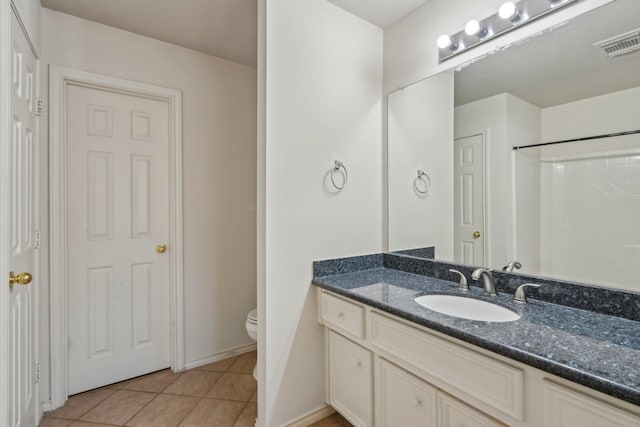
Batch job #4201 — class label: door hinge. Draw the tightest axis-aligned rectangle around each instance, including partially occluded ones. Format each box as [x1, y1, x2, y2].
[34, 231, 41, 249]
[35, 99, 43, 116]
[35, 364, 41, 383]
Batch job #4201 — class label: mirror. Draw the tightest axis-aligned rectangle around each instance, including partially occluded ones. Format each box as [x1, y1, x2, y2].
[387, 0, 640, 293]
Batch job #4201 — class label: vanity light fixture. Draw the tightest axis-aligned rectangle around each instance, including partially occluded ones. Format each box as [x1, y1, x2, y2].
[437, 34, 458, 50]
[438, 0, 577, 62]
[499, 2, 521, 21]
[464, 19, 486, 37]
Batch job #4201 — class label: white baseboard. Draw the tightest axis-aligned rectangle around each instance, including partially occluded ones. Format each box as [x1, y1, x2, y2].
[285, 405, 336, 427]
[183, 343, 257, 370]
[41, 400, 52, 412]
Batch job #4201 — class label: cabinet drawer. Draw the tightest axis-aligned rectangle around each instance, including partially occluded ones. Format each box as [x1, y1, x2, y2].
[329, 331, 373, 427]
[376, 358, 437, 427]
[369, 312, 523, 420]
[322, 291, 365, 339]
[438, 393, 505, 427]
[543, 381, 639, 427]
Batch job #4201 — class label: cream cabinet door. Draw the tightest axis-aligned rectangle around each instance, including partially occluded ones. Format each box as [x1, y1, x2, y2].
[376, 358, 437, 427]
[544, 381, 639, 427]
[329, 331, 373, 427]
[438, 393, 505, 427]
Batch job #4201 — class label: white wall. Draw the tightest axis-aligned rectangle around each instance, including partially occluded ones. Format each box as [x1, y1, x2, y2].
[388, 70, 454, 256]
[541, 87, 640, 142]
[508, 96, 541, 274]
[42, 8, 257, 400]
[539, 87, 640, 291]
[260, 0, 383, 424]
[12, 0, 41, 56]
[383, 0, 614, 94]
[455, 93, 540, 270]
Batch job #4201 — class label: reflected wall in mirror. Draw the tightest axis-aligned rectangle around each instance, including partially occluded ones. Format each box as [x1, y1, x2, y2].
[387, 0, 640, 292]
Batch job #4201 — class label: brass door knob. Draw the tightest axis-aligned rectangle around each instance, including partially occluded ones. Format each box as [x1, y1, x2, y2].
[156, 244, 167, 254]
[473, 231, 481, 239]
[9, 271, 32, 290]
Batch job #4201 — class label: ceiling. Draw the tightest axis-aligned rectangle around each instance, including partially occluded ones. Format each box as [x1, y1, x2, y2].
[41, 0, 430, 68]
[327, 0, 429, 28]
[455, 0, 640, 108]
[40, 0, 258, 67]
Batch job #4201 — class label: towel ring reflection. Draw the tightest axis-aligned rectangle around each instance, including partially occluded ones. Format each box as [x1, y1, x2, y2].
[331, 160, 348, 190]
[414, 170, 431, 194]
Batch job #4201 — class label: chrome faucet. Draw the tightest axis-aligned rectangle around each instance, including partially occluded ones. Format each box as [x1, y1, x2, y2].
[502, 260, 522, 272]
[514, 283, 541, 304]
[448, 269, 469, 291]
[471, 268, 497, 296]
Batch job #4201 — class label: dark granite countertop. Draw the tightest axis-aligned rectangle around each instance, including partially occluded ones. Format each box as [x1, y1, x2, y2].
[312, 267, 640, 407]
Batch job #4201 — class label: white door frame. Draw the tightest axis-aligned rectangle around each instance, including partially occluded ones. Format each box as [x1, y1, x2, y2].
[0, 0, 13, 424]
[49, 66, 184, 409]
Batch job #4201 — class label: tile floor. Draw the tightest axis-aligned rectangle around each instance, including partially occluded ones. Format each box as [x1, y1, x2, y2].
[41, 351, 258, 427]
[40, 350, 352, 427]
[308, 413, 352, 427]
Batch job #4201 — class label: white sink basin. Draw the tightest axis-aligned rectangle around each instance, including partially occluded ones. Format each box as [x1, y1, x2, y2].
[414, 294, 520, 322]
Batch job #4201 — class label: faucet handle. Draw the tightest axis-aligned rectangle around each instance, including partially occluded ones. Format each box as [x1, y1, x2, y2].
[503, 261, 522, 272]
[514, 283, 541, 304]
[448, 269, 469, 291]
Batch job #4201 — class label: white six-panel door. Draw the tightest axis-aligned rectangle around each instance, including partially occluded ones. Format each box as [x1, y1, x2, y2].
[66, 84, 171, 394]
[9, 8, 39, 427]
[454, 135, 485, 266]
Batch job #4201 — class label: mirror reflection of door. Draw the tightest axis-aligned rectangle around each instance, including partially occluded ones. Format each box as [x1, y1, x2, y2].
[454, 134, 485, 266]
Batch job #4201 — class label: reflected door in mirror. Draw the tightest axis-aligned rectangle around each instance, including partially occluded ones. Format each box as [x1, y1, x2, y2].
[454, 134, 485, 265]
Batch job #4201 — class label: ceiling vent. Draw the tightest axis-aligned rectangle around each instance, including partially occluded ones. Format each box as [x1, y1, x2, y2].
[594, 29, 640, 58]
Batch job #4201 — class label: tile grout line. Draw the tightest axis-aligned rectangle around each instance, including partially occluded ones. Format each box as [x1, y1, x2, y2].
[176, 360, 233, 427]
[65, 387, 118, 423]
[77, 371, 176, 426]
[232, 401, 251, 427]
[176, 395, 206, 427]
[121, 372, 196, 426]
[143, 363, 229, 425]
[121, 390, 161, 427]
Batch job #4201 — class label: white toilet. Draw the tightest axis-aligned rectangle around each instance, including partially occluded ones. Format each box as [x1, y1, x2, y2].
[245, 309, 258, 380]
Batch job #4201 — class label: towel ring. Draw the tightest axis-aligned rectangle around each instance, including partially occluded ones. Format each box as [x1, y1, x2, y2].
[331, 160, 348, 190]
[414, 170, 431, 194]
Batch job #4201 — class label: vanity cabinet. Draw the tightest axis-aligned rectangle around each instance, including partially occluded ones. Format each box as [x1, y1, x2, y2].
[438, 393, 506, 427]
[376, 358, 437, 427]
[543, 381, 639, 427]
[369, 311, 523, 420]
[322, 292, 365, 339]
[328, 331, 373, 427]
[374, 358, 501, 427]
[319, 289, 640, 427]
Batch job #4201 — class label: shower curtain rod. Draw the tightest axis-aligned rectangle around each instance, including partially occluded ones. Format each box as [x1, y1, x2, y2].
[512, 129, 640, 150]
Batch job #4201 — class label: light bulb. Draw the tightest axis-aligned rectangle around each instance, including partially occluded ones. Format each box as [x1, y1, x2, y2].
[464, 19, 481, 36]
[437, 34, 452, 49]
[499, 2, 518, 19]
